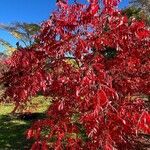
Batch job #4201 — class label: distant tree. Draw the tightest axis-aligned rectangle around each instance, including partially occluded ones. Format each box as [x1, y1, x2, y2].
[0, 38, 16, 56]
[122, 7, 143, 20]
[129, 0, 150, 24]
[0, 22, 40, 55]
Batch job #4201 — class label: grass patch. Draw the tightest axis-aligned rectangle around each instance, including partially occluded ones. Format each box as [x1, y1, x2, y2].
[0, 104, 14, 115]
[0, 115, 32, 149]
[0, 96, 51, 149]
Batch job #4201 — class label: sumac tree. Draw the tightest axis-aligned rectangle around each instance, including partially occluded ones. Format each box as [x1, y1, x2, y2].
[1, 0, 150, 149]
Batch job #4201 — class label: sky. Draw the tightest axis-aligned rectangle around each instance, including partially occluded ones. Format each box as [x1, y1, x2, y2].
[0, 0, 130, 52]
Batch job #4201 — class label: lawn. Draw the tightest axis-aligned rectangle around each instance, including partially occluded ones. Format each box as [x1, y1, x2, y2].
[0, 96, 51, 150]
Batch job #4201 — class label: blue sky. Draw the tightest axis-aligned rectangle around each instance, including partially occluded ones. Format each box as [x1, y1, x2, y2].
[0, 0, 129, 52]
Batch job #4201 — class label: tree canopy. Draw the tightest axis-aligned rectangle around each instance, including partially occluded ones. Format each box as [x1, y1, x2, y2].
[1, 0, 150, 149]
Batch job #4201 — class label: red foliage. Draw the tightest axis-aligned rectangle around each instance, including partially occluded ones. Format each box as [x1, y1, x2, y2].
[1, 0, 150, 149]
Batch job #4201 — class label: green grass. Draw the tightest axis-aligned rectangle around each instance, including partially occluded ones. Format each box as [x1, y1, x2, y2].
[0, 115, 32, 150]
[0, 104, 14, 115]
[0, 96, 51, 150]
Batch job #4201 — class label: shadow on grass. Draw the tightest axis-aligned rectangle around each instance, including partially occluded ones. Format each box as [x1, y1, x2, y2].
[0, 113, 46, 150]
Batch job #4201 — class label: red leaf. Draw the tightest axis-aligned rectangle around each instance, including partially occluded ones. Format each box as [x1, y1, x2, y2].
[27, 129, 33, 139]
[137, 111, 150, 134]
[104, 143, 113, 150]
[56, 0, 68, 9]
[97, 89, 108, 107]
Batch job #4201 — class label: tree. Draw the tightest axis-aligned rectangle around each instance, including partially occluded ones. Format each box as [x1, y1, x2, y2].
[122, 6, 145, 21]
[0, 22, 40, 55]
[0, 38, 16, 56]
[1, 0, 150, 149]
[130, 0, 150, 14]
[129, 0, 150, 24]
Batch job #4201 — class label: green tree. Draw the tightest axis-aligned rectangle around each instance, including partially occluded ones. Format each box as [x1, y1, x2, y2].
[129, 0, 150, 24]
[0, 22, 40, 55]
